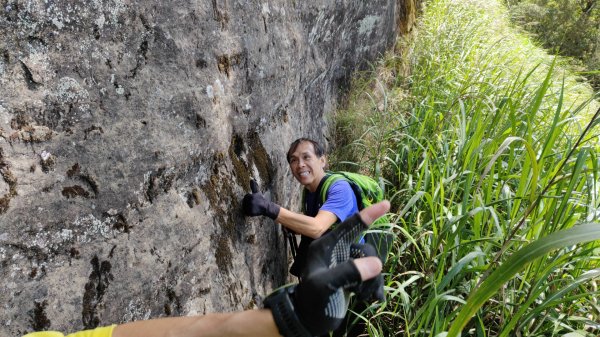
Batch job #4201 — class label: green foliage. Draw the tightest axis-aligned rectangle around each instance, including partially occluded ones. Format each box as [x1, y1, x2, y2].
[330, 0, 600, 336]
[448, 223, 600, 336]
[504, 0, 600, 88]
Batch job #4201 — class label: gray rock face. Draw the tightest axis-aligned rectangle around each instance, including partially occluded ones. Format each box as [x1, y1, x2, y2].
[0, 0, 404, 334]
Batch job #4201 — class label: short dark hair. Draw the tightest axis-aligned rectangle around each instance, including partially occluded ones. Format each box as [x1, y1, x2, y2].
[286, 138, 325, 163]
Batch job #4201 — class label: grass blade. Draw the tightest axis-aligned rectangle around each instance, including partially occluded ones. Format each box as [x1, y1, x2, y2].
[447, 223, 600, 336]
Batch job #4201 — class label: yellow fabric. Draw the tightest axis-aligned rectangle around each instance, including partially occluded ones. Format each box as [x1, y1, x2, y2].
[66, 325, 116, 337]
[23, 332, 64, 337]
[23, 325, 116, 337]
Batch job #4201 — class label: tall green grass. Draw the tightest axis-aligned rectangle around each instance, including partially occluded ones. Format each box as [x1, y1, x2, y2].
[330, 0, 600, 336]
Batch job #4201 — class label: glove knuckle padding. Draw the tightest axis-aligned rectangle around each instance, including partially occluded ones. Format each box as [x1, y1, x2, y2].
[305, 214, 368, 275]
[330, 214, 368, 265]
[350, 242, 377, 258]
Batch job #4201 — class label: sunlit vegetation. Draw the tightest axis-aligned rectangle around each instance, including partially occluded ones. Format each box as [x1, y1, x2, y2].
[504, 0, 600, 89]
[330, 0, 600, 335]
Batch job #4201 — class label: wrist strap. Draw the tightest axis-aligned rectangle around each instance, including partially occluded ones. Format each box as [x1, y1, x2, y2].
[263, 285, 312, 337]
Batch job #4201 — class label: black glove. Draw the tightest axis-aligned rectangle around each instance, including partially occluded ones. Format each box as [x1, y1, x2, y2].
[264, 212, 384, 337]
[242, 180, 280, 219]
[349, 243, 385, 302]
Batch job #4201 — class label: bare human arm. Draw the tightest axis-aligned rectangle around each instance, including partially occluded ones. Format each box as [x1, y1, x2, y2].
[112, 309, 280, 337]
[242, 180, 339, 238]
[275, 207, 337, 239]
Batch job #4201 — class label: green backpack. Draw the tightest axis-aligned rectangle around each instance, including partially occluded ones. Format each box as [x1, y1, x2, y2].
[306, 171, 393, 263]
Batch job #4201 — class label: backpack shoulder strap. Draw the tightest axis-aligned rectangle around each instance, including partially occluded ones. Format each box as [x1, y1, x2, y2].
[318, 172, 346, 204]
[301, 174, 334, 213]
[318, 171, 366, 210]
